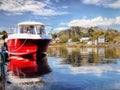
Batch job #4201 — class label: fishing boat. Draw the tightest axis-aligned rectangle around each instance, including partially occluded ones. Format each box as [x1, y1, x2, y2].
[6, 21, 52, 77]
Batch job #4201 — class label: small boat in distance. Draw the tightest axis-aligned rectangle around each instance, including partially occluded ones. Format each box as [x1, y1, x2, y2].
[6, 21, 52, 77]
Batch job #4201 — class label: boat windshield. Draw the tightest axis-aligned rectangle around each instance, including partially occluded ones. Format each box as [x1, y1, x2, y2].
[36, 25, 45, 36]
[19, 25, 35, 34]
[18, 24, 53, 36]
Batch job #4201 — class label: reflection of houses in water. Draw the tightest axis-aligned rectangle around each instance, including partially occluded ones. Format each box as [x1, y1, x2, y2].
[80, 48, 92, 56]
[79, 48, 92, 65]
[67, 48, 116, 67]
[80, 47, 105, 58]
[79, 48, 106, 65]
[66, 47, 77, 55]
[50, 47, 61, 57]
[48, 47, 118, 67]
[75, 48, 106, 66]
[97, 48, 105, 58]
[50, 47, 106, 66]
[114, 47, 120, 58]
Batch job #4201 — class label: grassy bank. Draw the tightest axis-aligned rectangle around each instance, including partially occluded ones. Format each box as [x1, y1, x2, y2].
[49, 42, 120, 48]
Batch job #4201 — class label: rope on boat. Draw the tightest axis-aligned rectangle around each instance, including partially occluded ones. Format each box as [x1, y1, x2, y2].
[11, 39, 27, 52]
[9, 33, 33, 53]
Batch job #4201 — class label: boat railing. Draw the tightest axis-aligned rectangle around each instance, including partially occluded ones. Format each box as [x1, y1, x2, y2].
[7, 24, 54, 37]
[44, 25, 54, 35]
[8, 26, 17, 34]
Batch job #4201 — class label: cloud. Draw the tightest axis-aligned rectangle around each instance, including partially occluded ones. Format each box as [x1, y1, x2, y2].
[0, 0, 68, 16]
[69, 65, 113, 76]
[108, 0, 120, 8]
[54, 27, 69, 32]
[81, 0, 120, 8]
[68, 16, 120, 27]
[60, 22, 69, 26]
[61, 6, 68, 9]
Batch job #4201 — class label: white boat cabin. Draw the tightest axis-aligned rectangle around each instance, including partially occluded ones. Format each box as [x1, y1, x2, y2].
[18, 21, 45, 36]
[7, 21, 52, 40]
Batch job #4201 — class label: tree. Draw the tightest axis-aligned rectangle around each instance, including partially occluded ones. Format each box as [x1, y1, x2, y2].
[1, 30, 7, 34]
[51, 33, 57, 39]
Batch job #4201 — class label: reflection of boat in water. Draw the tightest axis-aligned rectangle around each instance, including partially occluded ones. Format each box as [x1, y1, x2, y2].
[7, 56, 51, 84]
[8, 55, 52, 78]
[5, 21, 52, 77]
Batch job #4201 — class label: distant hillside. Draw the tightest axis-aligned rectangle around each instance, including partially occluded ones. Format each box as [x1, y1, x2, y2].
[52, 26, 120, 43]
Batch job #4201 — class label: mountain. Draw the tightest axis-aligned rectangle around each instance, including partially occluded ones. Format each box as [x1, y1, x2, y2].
[52, 26, 120, 43]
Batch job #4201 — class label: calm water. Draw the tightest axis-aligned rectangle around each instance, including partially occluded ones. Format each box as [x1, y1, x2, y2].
[0, 46, 120, 90]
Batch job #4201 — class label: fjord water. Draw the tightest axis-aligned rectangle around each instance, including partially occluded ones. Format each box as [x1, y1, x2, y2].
[1, 46, 120, 90]
[47, 47, 120, 90]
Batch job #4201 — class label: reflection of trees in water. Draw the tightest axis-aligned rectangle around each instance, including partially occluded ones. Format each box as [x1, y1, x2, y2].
[67, 51, 81, 67]
[105, 48, 120, 58]
[48, 47, 68, 58]
[88, 53, 94, 63]
[62, 51, 97, 67]
[62, 51, 117, 67]
[48, 47, 120, 67]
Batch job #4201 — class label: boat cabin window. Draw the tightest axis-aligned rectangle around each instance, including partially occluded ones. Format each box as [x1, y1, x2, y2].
[36, 25, 45, 36]
[20, 25, 35, 34]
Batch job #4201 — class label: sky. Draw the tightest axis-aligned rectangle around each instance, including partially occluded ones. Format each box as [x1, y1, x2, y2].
[1, 0, 120, 32]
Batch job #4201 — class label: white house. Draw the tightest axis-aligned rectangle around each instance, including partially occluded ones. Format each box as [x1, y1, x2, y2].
[98, 35, 105, 43]
[80, 37, 92, 42]
[68, 38, 72, 42]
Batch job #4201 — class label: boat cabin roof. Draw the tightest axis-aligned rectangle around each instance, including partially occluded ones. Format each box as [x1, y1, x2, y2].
[18, 21, 44, 26]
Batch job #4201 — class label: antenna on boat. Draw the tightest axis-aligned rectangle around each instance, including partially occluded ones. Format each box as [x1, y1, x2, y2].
[45, 25, 54, 35]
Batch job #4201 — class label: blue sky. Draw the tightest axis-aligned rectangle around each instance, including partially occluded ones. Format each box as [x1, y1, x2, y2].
[1, 0, 120, 32]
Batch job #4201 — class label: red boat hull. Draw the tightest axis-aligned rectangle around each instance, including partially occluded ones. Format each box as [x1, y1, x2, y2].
[7, 39, 51, 76]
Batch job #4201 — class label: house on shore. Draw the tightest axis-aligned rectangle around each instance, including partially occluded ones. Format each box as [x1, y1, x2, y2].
[51, 37, 61, 44]
[98, 35, 105, 44]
